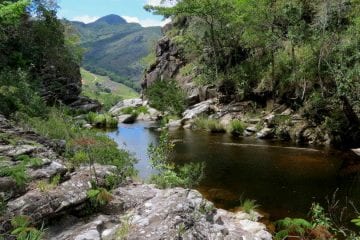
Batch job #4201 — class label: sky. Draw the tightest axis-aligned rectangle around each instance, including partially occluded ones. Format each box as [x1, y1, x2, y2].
[57, 0, 174, 27]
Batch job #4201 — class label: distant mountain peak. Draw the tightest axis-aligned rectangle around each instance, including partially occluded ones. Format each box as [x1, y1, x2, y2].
[94, 14, 127, 25]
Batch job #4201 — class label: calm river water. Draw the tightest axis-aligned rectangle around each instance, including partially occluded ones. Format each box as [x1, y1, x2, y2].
[108, 122, 360, 220]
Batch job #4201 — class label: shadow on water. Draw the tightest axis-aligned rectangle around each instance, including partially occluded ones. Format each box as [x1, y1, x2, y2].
[108, 122, 360, 220]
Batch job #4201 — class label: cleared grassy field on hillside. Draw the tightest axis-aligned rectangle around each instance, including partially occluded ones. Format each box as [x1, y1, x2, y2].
[81, 68, 139, 110]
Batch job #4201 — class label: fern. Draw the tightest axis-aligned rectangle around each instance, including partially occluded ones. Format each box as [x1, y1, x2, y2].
[275, 217, 312, 239]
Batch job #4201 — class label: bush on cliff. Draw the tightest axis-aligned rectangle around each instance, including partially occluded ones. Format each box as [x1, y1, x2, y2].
[145, 80, 186, 116]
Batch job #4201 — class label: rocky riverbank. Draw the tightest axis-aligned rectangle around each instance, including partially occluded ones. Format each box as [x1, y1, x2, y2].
[109, 97, 333, 146]
[0, 115, 272, 240]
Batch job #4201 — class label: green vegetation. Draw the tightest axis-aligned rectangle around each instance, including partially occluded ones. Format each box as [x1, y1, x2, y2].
[0, 163, 28, 187]
[70, 15, 162, 90]
[86, 187, 113, 208]
[115, 215, 133, 240]
[194, 117, 226, 133]
[145, 80, 186, 116]
[239, 198, 260, 214]
[228, 119, 245, 136]
[0, 0, 84, 118]
[86, 112, 118, 129]
[37, 174, 61, 192]
[146, 0, 360, 145]
[274, 202, 360, 239]
[148, 130, 204, 189]
[0, 70, 47, 118]
[275, 218, 312, 240]
[10, 215, 45, 240]
[81, 68, 139, 110]
[25, 108, 136, 179]
[121, 106, 149, 116]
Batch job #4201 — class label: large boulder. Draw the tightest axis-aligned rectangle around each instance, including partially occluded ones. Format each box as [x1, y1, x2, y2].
[182, 99, 215, 122]
[1, 164, 116, 232]
[256, 128, 274, 139]
[118, 114, 137, 124]
[109, 98, 143, 116]
[68, 96, 102, 112]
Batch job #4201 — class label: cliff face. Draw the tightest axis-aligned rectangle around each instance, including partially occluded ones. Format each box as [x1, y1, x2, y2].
[142, 35, 218, 106]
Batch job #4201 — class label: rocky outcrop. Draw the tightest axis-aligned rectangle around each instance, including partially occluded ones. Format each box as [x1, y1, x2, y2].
[109, 98, 161, 123]
[68, 96, 102, 112]
[39, 64, 102, 112]
[47, 183, 272, 240]
[109, 98, 144, 116]
[182, 99, 216, 123]
[2, 165, 115, 230]
[142, 37, 184, 89]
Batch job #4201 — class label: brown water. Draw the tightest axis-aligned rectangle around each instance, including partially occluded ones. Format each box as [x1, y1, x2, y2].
[108, 122, 360, 220]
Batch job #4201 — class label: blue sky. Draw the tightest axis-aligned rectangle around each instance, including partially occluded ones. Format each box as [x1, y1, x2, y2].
[57, 0, 172, 27]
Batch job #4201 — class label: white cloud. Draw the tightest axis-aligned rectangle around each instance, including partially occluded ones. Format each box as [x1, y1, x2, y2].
[147, 0, 177, 7]
[122, 15, 171, 27]
[72, 15, 100, 24]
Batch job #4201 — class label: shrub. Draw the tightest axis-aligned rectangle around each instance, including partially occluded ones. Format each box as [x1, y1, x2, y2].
[87, 187, 113, 207]
[86, 112, 118, 129]
[0, 163, 28, 187]
[10, 215, 45, 240]
[116, 215, 133, 240]
[36, 174, 61, 192]
[0, 69, 47, 118]
[25, 108, 136, 181]
[145, 80, 186, 116]
[121, 106, 148, 116]
[148, 130, 204, 189]
[239, 198, 260, 214]
[275, 218, 312, 240]
[228, 119, 245, 136]
[194, 117, 226, 133]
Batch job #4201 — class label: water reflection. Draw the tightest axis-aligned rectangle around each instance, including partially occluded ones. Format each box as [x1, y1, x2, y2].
[108, 123, 360, 219]
[107, 122, 159, 179]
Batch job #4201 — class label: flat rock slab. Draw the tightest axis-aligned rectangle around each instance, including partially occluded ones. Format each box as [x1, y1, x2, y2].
[47, 184, 272, 240]
[2, 164, 116, 232]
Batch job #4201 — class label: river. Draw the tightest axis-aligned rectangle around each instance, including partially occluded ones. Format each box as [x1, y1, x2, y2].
[108, 122, 360, 220]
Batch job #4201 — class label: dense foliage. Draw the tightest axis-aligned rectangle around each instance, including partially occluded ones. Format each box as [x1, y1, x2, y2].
[145, 79, 186, 116]
[0, 0, 82, 117]
[146, 0, 360, 145]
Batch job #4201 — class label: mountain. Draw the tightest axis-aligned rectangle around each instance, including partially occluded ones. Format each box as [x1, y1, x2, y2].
[69, 15, 162, 90]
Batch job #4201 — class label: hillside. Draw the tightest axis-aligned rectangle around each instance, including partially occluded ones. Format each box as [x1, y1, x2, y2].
[70, 15, 162, 90]
[81, 68, 139, 110]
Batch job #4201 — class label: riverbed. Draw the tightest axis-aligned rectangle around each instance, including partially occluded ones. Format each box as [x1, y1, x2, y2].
[108, 122, 360, 220]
